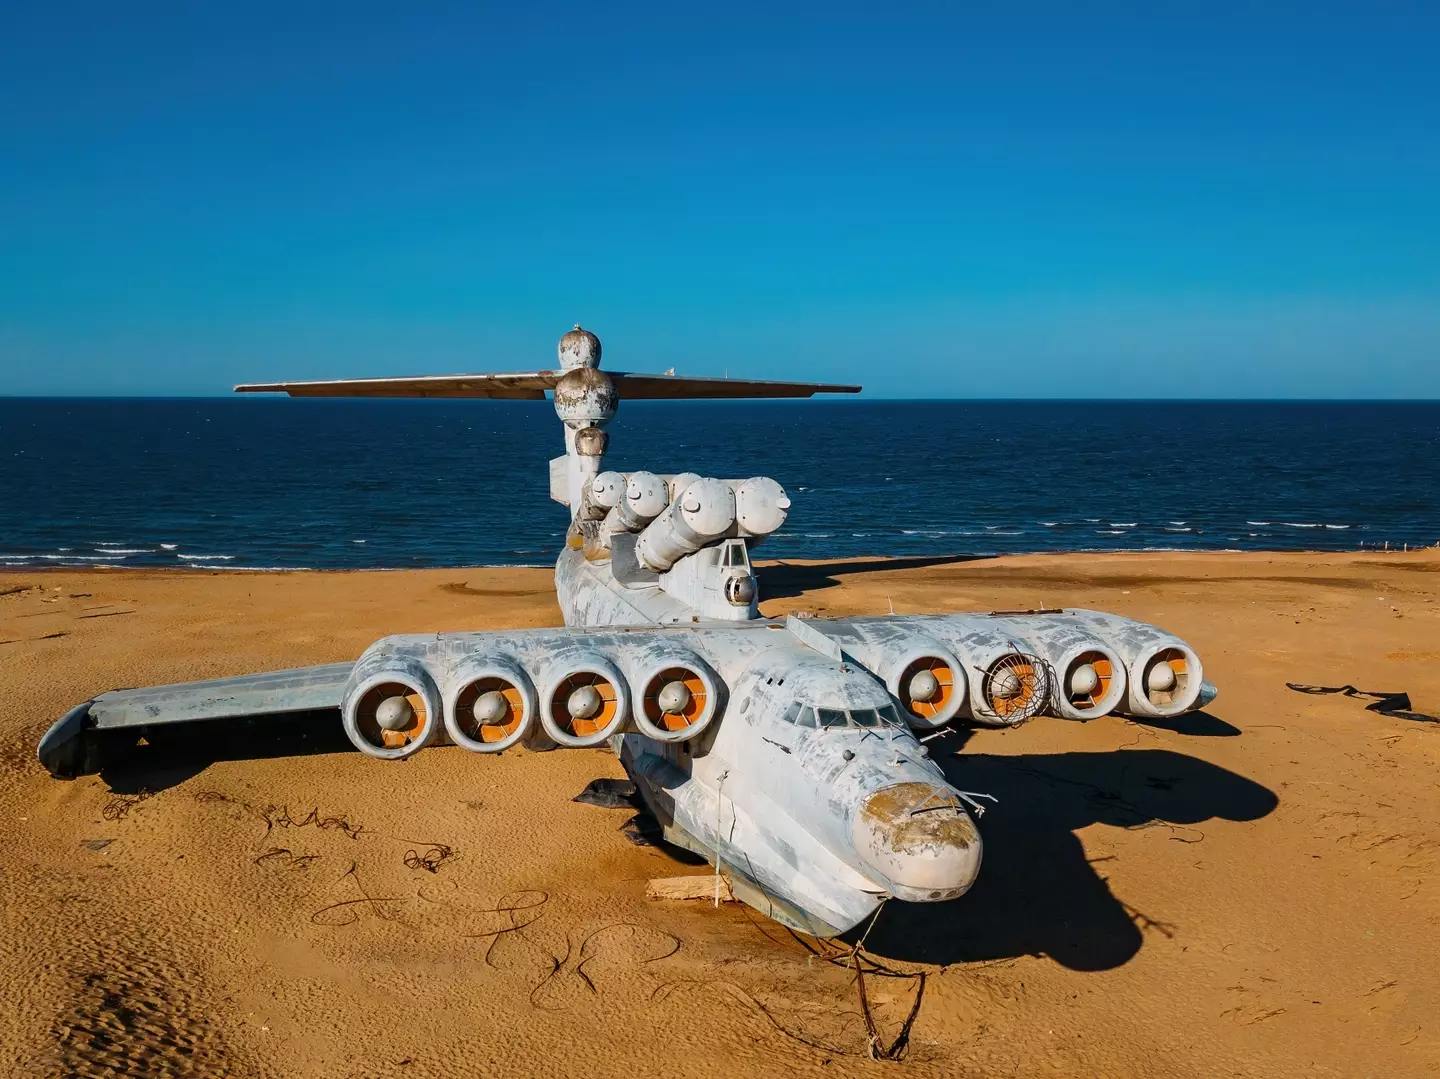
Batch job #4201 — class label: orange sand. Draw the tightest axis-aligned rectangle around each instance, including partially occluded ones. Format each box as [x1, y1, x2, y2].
[2, 550, 1438, 1077]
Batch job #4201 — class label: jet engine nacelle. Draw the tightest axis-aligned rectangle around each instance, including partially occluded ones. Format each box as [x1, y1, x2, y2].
[986, 616, 1128, 721]
[928, 620, 1051, 727]
[833, 625, 966, 730]
[537, 649, 632, 748]
[635, 477, 737, 573]
[341, 645, 445, 759]
[617, 643, 724, 742]
[442, 653, 539, 753]
[1065, 611, 1206, 718]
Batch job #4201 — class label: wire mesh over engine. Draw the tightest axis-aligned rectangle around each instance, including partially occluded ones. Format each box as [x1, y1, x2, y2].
[975, 652, 1050, 726]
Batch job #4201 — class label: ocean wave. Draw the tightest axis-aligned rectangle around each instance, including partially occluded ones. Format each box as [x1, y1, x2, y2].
[804, 533, 833, 538]
[92, 548, 153, 555]
[1162, 526, 1194, 533]
[991, 530, 1026, 536]
[41, 554, 113, 561]
[1281, 522, 1322, 528]
[1324, 524, 1351, 530]
[1111, 522, 1137, 528]
[160, 543, 178, 550]
[1096, 529, 1129, 535]
[187, 564, 315, 571]
[177, 553, 235, 561]
[1246, 521, 1271, 526]
[1038, 521, 1059, 527]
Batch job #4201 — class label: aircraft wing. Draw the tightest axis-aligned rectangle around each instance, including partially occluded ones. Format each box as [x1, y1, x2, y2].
[235, 370, 860, 399]
[38, 662, 354, 778]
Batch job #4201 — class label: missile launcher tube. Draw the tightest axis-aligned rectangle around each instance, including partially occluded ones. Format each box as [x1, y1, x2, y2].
[604, 470, 668, 534]
[667, 472, 701, 502]
[576, 470, 625, 522]
[635, 477, 737, 572]
[733, 476, 791, 539]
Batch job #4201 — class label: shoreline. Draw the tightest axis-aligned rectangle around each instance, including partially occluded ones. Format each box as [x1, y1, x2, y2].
[3, 543, 1439, 582]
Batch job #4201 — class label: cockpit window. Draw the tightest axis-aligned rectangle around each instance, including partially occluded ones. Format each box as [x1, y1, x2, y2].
[778, 702, 905, 729]
[722, 541, 750, 568]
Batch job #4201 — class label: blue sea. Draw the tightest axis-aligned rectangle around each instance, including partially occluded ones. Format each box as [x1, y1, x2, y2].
[1, 399, 1436, 570]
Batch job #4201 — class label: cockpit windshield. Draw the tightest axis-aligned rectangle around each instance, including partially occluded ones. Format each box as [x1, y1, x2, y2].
[779, 701, 906, 730]
[720, 540, 750, 569]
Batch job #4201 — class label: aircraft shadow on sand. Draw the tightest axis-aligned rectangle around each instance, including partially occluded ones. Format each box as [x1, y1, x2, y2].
[758, 555, 993, 603]
[859, 742, 1278, 970]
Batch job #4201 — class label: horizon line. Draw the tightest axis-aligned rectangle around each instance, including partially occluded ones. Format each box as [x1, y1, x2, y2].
[2, 394, 1439, 404]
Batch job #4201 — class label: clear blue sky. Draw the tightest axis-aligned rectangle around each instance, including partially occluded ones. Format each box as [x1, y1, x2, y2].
[1, 4, 1436, 397]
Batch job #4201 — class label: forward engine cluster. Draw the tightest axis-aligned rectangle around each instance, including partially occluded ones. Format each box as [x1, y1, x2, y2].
[337, 610, 1213, 760]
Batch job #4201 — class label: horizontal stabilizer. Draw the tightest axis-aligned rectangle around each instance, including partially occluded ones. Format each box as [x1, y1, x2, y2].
[236, 371, 553, 399]
[236, 370, 860, 400]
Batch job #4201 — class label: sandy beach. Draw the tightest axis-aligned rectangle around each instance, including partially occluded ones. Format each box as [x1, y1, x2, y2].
[2, 550, 1438, 1078]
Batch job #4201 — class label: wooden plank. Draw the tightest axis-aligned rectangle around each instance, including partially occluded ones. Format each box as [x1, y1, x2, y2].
[645, 875, 736, 902]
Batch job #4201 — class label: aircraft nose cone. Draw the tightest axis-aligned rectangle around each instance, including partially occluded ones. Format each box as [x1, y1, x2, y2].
[851, 782, 982, 902]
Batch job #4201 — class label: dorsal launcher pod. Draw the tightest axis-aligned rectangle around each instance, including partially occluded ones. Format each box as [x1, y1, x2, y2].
[636, 477, 737, 573]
